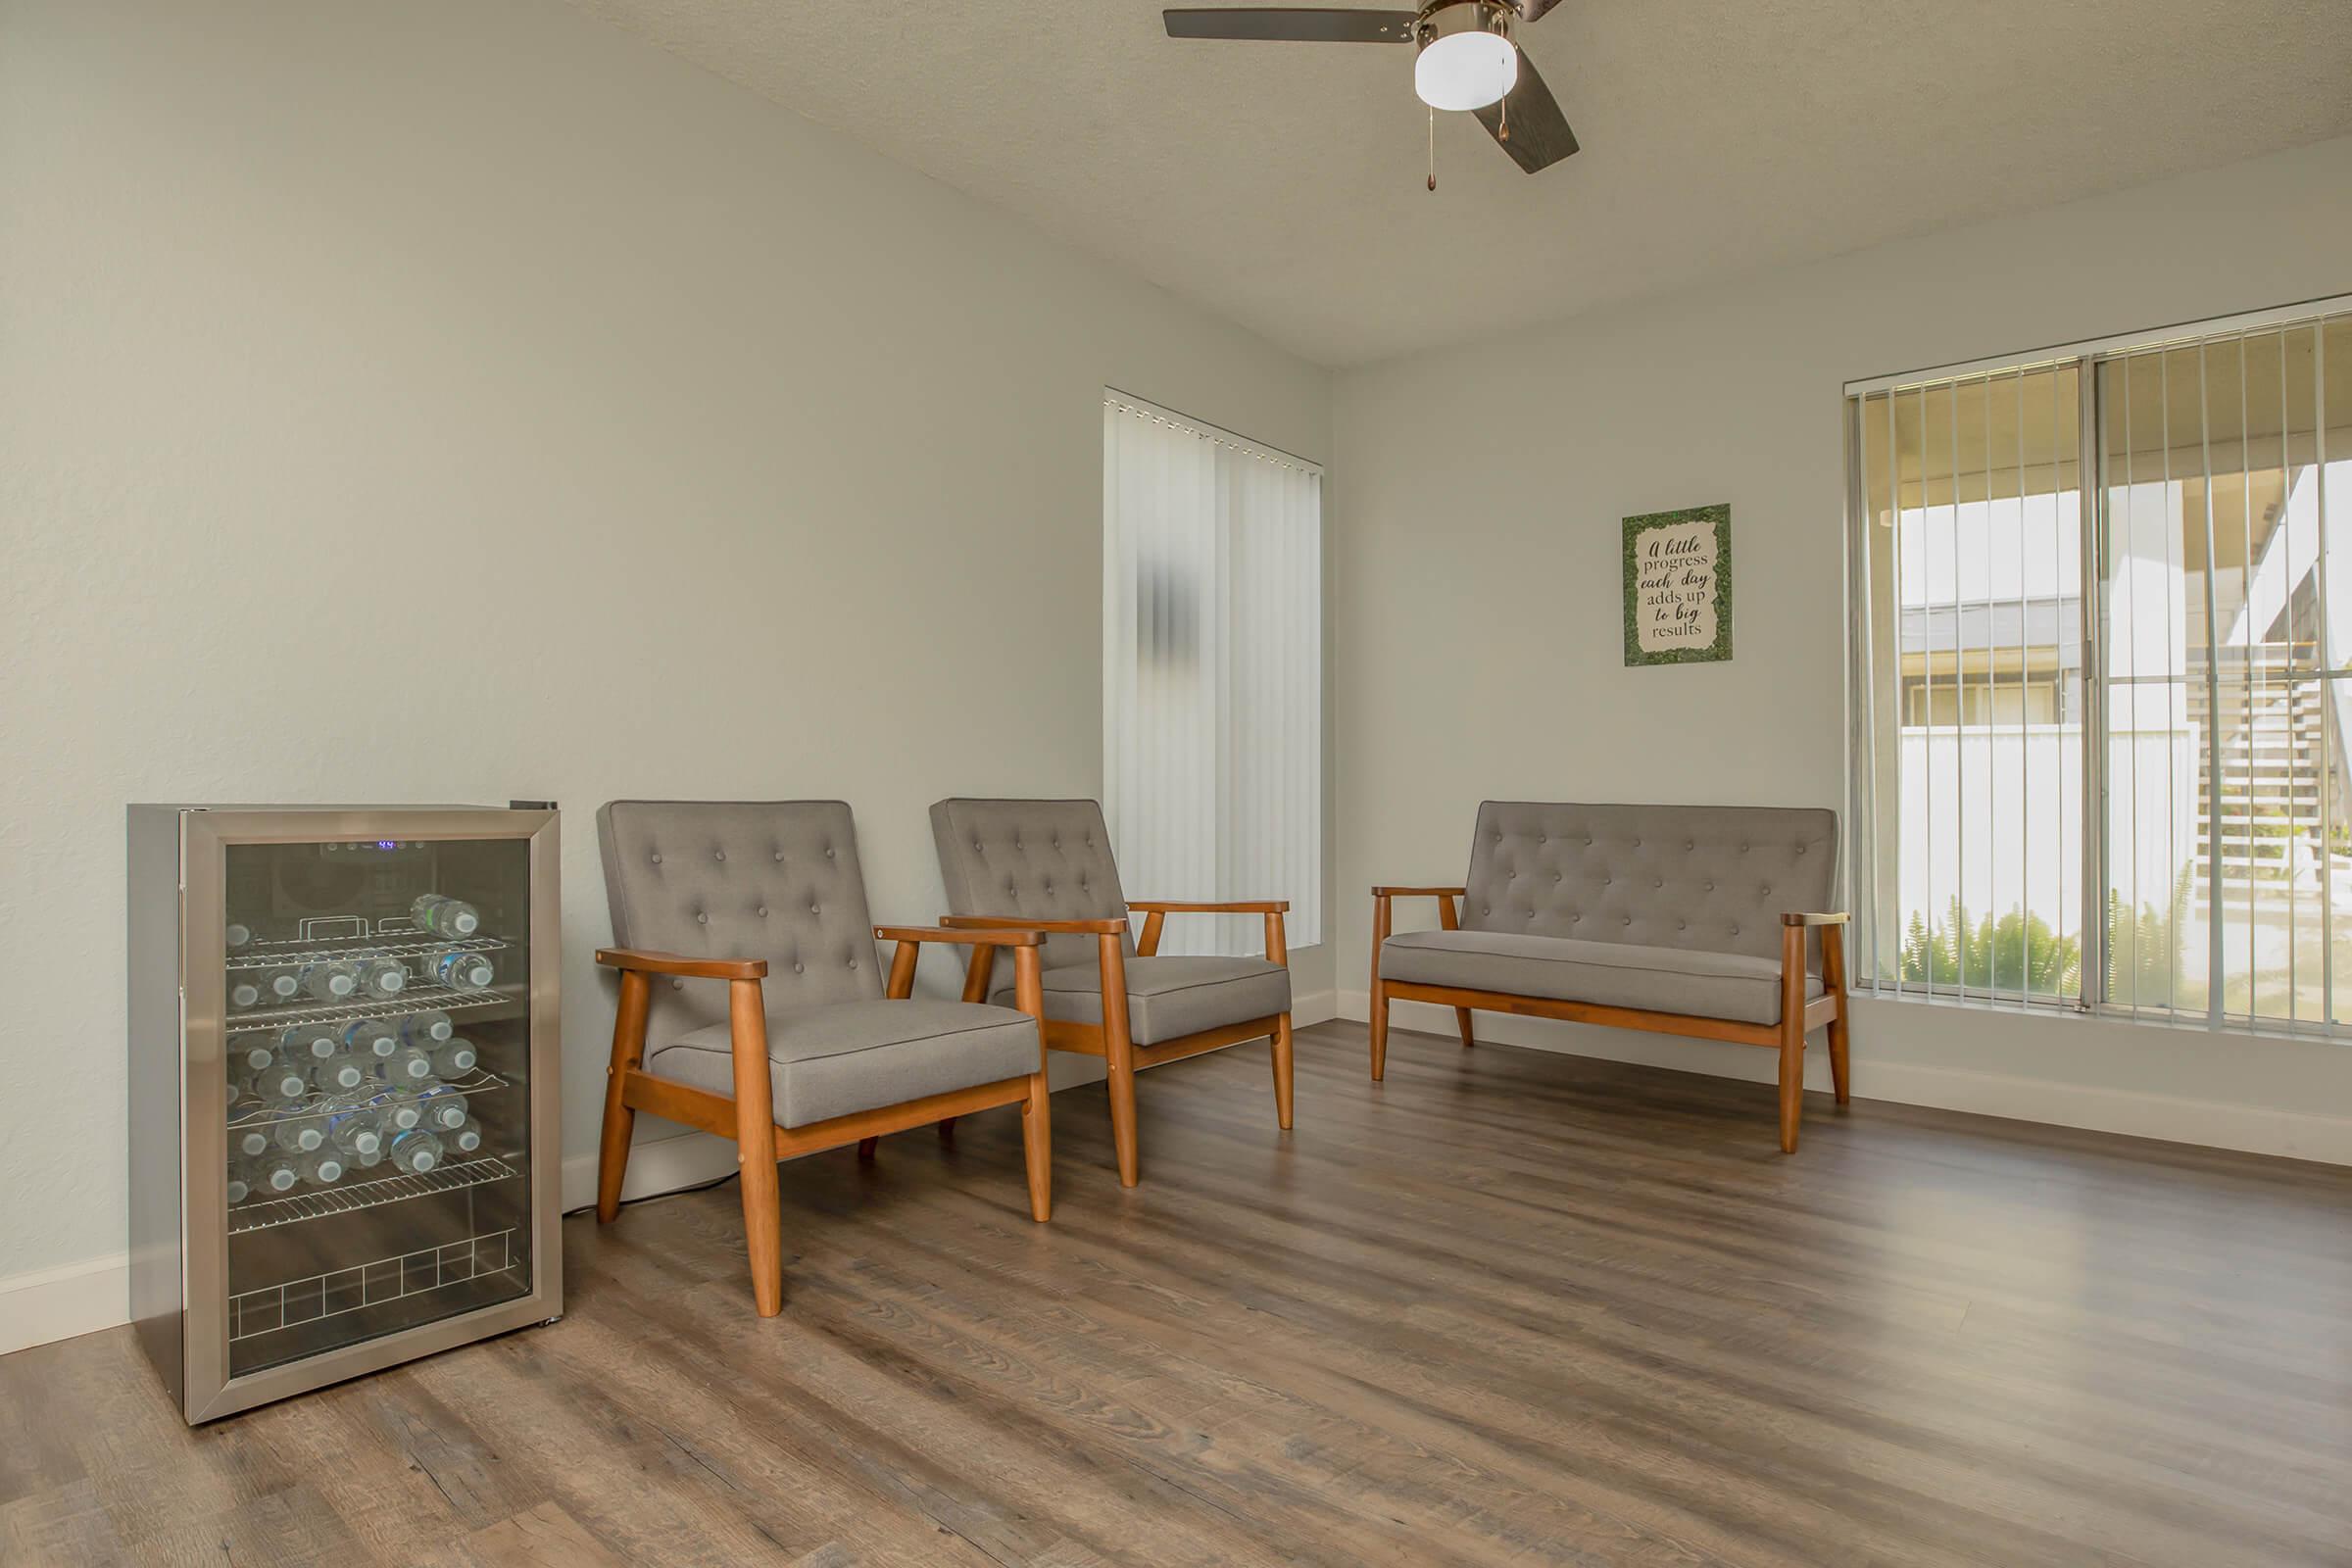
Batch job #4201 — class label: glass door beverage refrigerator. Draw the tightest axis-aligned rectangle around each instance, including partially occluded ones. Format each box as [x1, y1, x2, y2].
[126, 806, 562, 1424]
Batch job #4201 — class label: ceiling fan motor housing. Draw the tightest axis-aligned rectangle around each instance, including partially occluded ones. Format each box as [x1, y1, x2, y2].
[1414, 1, 1517, 112]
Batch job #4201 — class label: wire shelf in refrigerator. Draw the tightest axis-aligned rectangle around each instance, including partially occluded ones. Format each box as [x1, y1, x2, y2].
[226, 1069, 513, 1130]
[228, 1156, 518, 1234]
[225, 932, 510, 972]
[228, 1228, 521, 1342]
[224, 981, 519, 1032]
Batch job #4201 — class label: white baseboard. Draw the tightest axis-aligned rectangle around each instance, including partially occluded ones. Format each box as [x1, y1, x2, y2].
[1293, 988, 1338, 1027]
[1344, 990, 2352, 1166]
[0, 1251, 129, 1357]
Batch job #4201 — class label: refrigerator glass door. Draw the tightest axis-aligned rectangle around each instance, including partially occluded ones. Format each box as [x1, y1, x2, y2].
[215, 832, 537, 1379]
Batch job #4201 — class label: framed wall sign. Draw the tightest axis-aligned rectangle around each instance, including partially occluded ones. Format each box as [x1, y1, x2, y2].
[1622, 503, 1732, 666]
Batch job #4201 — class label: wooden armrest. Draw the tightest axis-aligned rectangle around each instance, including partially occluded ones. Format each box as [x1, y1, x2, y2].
[939, 914, 1130, 935]
[1780, 912, 1851, 927]
[1372, 886, 1465, 899]
[1128, 900, 1291, 914]
[872, 925, 1041, 947]
[595, 947, 768, 980]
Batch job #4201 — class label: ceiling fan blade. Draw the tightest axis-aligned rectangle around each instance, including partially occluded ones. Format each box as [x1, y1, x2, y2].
[1515, 0, 1568, 20]
[1474, 52, 1579, 172]
[1163, 8, 1416, 43]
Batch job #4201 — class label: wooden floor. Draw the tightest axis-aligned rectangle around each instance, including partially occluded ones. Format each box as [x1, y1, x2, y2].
[8, 1022, 2352, 1567]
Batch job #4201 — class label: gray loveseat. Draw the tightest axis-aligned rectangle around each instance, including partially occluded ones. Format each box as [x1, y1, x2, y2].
[1369, 802, 1850, 1152]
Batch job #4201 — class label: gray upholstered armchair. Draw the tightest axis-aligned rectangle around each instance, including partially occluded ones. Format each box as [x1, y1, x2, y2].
[929, 798, 1294, 1188]
[595, 801, 1053, 1315]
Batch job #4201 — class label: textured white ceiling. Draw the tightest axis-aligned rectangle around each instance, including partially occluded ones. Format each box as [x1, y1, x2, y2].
[569, 0, 2352, 368]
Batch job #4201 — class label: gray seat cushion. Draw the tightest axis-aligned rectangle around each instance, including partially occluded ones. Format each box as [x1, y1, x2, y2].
[1380, 928, 1822, 1026]
[993, 954, 1292, 1047]
[646, 999, 1040, 1129]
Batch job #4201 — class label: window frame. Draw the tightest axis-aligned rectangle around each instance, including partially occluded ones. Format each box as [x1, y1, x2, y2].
[1843, 292, 2352, 1033]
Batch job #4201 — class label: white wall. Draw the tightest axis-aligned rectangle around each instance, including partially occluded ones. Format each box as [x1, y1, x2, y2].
[1335, 134, 2352, 1164]
[0, 0, 1334, 1335]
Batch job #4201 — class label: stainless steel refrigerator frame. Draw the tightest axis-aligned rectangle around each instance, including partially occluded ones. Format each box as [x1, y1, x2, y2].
[127, 806, 564, 1424]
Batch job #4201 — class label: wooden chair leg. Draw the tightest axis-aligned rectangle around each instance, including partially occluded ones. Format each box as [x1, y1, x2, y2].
[937, 1117, 956, 1142]
[1014, 944, 1051, 1221]
[1271, 1014, 1295, 1131]
[1779, 925, 1806, 1154]
[857, 1137, 879, 1161]
[1369, 894, 1393, 1082]
[1824, 923, 1851, 1106]
[1021, 1075, 1052, 1221]
[729, 978, 785, 1316]
[1434, 894, 1473, 1049]
[596, 970, 651, 1223]
[1101, 935, 1142, 1188]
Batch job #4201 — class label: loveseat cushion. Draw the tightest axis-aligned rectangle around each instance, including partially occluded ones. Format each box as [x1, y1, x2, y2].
[647, 999, 1040, 1129]
[1380, 928, 1821, 1026]
[994, 954, 1291, 1046]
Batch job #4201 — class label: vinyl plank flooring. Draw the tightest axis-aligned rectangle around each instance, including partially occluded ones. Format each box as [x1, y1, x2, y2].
[6, 1021, 2351, 1566]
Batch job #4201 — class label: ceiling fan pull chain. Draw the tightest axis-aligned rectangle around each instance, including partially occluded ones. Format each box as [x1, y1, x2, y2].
[1427, 105, 1436, 191]
[1500, 89, 1510, 141]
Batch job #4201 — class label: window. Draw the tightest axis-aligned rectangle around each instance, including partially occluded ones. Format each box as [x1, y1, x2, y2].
[1847, 299, 2352, 1029]
[1102, 391, 1322, 954]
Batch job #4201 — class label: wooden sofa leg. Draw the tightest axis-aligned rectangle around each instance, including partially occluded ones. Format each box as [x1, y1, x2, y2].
[1452, 1006, 1475, 1049]
[596, 970, 651, 1223]
[1271, 1014, 1295, 1130]
[729, 978, 786, 1316]
[1778, 925, 1806, 1154]
[1824, 922, 1851, 1106]
[857, 1137, 879, 1162]
[1369, 894, 1392, 1081]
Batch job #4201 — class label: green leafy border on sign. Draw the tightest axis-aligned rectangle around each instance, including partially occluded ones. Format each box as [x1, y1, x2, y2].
[1621, 503, 1733, 667]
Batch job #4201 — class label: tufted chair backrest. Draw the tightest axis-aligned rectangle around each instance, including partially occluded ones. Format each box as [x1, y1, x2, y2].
[929, 798, 1132, 973]
[598, 800, 881, 1047]
[1460, 802, 1838, 969]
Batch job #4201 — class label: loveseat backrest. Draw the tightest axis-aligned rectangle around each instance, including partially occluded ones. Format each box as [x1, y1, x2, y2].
[1460, 802, 1838, 968]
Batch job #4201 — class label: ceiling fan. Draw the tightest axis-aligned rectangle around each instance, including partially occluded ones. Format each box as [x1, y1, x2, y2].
[1163, 2, 1579, 184]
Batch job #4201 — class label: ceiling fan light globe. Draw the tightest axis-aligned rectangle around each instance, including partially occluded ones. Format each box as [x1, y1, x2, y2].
[1413, 30, 1516, 112]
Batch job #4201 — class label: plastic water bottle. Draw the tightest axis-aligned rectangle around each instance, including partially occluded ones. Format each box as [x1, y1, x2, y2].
[270, 1110, 324, 1154]
[252, 1052, 312, 1104]
[379, 1044, 436, 1085]
[227, 974, 266, 1010]
[322, 1094, 384, 1159]
[363, 1086, 423, 1131]
[258, 965, 303, 1003]
[342, 1017, 401, 1059]
[251, 1154, 301, 1195]
[427, 1036, 478, 1078]
[226, 922, 255, 952]
[426, 950, 495, 991]
[413, 1082, 468, 1131]
[352, 956, 408, 999]
[411, 893, 481, 938]
[278, 1021, 340, 1060]
[445, 1115, 484, 1155]
[224, 1166, 252, 1204]
[227, 1032, 278, 1074]
[387, 1128, 443, 1173]
[227, 1097, 273, 1159]
[299, 958, 359, 1002]
[399, 1008, 454, 1046]
[295, 1150, 345, 1185]
[309, 1048, 368, 1095]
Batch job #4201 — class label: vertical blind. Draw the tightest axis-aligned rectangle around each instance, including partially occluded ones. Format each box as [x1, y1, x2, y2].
[1103, 392, 1323, 955]
[1848, 303, 2352, 1030]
